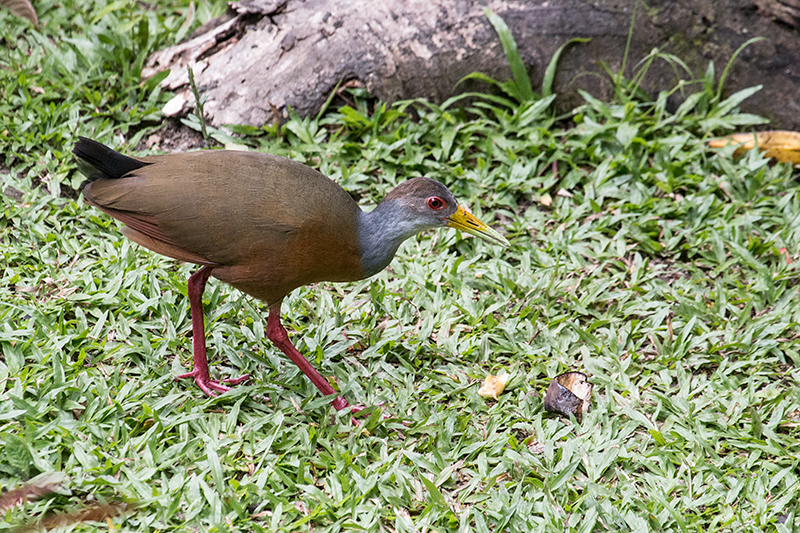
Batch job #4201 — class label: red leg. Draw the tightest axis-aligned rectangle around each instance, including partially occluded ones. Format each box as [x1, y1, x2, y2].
[175, 265, 250, 396]
[266, 302, 353, 412]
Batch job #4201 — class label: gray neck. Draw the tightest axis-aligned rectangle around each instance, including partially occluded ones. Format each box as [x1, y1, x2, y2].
[358, 200, 429, 277]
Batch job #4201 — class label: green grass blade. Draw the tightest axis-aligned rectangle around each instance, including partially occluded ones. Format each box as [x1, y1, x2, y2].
[543, 38, 590, 97]
[484, 8, 534, 102]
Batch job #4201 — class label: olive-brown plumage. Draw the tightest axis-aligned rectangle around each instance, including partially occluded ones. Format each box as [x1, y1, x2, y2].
[74, 137, 507, 413]
[83, 149, 366, 304]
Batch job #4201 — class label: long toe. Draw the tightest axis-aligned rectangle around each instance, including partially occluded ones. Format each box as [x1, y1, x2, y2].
[222, 374, 250, 386]
[175, 370, 244, 396]
[348, 402, 410, 426]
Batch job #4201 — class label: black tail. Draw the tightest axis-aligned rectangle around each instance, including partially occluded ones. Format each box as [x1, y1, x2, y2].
[73, 137, 150, 184]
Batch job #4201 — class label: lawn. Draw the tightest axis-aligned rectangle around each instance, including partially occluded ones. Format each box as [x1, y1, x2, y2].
[1, 1, 799, 532]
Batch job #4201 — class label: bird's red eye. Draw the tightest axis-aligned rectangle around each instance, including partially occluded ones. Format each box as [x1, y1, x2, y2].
[426, 196, 446, 210]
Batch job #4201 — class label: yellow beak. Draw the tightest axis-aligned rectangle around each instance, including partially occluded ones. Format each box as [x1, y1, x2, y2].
[446, 205, 509, 246]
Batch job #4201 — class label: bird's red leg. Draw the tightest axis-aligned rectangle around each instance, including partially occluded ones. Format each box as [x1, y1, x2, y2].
[266, 302, 353, 412]
[175, 265, 250, 396]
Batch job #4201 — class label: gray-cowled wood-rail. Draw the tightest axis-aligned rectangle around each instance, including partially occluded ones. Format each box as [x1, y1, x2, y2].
[73, 137, 508, 412]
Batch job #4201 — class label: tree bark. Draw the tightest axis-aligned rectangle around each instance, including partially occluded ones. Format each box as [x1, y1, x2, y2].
[143, 0, 800, 130]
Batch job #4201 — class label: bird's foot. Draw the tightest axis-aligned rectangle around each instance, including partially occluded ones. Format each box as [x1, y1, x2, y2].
[331, 398, 403, 426]
[332, 395, 352, 411]
[175, 370, 250, 397]
[330, 395, 361, 426]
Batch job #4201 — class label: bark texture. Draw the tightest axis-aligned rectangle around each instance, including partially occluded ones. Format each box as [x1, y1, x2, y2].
[143, 0, 800, 129]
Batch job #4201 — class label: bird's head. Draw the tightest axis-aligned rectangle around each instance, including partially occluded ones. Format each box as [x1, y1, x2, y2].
[382, 177, 509, 246]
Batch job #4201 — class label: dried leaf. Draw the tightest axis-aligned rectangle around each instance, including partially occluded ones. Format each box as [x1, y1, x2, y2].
[1, 0, 39, 28]
[543, 371, 592, 421]
[0, 472, 65, 513]
[12, 503, 134, 533]
[709, 130, 800, 165]
[38, 503, 131, 530]
[478, 372, 510, 400]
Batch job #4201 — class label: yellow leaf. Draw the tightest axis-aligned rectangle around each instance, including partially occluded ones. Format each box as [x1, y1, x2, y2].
[478, 372, 510, 400]
[709, 130, 800, 165]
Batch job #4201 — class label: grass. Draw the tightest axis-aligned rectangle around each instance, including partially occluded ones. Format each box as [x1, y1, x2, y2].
[1, 1, 800, 531]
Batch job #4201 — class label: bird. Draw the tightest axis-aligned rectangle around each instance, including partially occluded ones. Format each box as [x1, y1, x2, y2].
[73, 137, 508, 413]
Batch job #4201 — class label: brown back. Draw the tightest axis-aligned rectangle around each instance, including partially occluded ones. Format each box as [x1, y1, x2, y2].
[84, 150, 365, 305]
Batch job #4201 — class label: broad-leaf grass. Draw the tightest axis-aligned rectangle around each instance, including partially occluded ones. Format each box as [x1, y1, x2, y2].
[1, 2, 799, 532]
